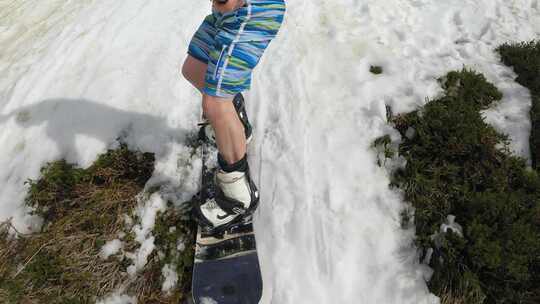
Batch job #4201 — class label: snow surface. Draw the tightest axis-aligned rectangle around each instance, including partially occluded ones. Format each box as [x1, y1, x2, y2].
[440, 215, 463, 237]
[125, 193, 167, 276]
[200, 297, 218, 304]
[100, 239, 123, 260]
[1, 0, 539, 303]
[161, 263, 179, 293]
[96, 291, 136, 304]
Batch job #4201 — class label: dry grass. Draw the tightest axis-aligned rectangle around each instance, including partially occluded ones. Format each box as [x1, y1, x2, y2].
[439, 288, 467, 304]
[0, 144, 196, 303]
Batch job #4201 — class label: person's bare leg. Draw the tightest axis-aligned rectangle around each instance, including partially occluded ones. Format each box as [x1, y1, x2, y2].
[182, 55, 207, 92]
[203, 94, 246, 165]
[182, 55, 245, 165]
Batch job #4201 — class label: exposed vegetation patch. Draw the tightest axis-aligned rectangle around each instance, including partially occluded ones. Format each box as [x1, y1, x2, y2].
[153, 203, 196, 298]
[375, 69, 540, 303]
[0, 144, 197, 303]
[370, 65, 383, 75]
[498, 40, 540, 170]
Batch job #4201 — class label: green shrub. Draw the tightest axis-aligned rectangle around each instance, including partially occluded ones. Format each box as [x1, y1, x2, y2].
[497, 40, 540, 170]
[376, 69, 540, 303]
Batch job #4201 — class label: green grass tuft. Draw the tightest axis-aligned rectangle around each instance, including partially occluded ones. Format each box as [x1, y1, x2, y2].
[153, 204, 196, 299]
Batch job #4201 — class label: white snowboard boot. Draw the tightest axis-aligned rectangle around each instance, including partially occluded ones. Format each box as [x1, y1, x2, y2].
[194, 168, 259, 232]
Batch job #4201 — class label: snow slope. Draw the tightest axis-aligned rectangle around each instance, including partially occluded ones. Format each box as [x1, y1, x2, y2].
[1, 0, 539, 303]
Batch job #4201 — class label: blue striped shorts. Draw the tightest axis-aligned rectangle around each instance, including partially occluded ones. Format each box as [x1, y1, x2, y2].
[188, 0, 286, 98]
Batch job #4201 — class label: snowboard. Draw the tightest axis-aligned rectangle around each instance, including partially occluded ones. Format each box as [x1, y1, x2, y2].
[191, 123, 263, 304]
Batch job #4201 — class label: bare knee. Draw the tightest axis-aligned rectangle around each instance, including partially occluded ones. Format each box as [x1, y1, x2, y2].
[202, 95, 234, 122]
[202, 95, 222, 122]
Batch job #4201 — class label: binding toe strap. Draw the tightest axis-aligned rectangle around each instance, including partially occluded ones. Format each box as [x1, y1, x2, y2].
[215, 188, 247, 216]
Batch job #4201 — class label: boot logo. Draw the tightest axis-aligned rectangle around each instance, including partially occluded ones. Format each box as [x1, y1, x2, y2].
[216, 208, 243, 220]
[233, 207, 245, 214]
[217, 213, 230, 220]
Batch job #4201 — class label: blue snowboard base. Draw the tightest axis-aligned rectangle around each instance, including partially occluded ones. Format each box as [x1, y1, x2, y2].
[192, 250, 262, 304]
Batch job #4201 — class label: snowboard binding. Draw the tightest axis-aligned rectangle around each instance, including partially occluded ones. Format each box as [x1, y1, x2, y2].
[191, 167, 259, 236]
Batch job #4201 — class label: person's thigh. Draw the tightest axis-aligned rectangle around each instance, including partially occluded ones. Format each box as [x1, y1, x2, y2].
[182, 55, 207, 91]
[184, 13, 220, 90]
